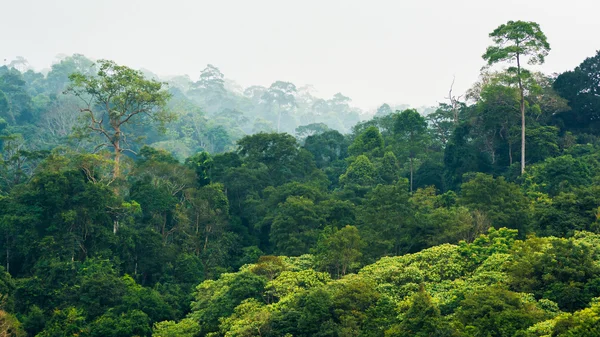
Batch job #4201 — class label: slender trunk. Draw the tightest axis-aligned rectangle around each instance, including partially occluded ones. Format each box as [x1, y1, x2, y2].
[113, 220, 119, 234]
[203, 224, 211, 251]
[113, 128, 122, 179]
[516, 54, 525, 174]
[113, 148, 121, 179]
[409, 156, 414, 193]
[509, 143, 513, 166]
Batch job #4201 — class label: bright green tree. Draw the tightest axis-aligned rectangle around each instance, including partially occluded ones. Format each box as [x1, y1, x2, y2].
[348, 126, 384, 158]
[314, 225, 363, 278]
[386, 285, 453, 337]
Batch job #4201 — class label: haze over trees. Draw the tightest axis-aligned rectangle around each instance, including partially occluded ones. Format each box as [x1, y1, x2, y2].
[1, 20, 600, 336]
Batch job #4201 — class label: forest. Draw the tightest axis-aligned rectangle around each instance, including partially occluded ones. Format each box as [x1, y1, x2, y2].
[1, 20, 600, 336]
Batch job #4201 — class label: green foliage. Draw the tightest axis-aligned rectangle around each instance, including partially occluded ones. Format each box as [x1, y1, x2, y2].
[270, 196, 322, 256]
[358, 180, 413, 258]
[314, 225, 363, 278]
[88, 310, 151, 337]
[483, 21, 550, 67]
[153, 318, 200, 337]
[507, 236, 600, 311]
[524, 155, 591, 196]
[2, 31, 600, 337]
[386, 285, 453, 337]
[340, 155, 377, 188]
[378, 151, 400, 184]
[66, 59, 173, 178]
[554, 50, 600, 134]
[459, 173, 530, 234]
[348, 126, 384, 158]
[455, 287, 549, 337]
[0, 310, 25, 337]
[394, 109, 429, 191]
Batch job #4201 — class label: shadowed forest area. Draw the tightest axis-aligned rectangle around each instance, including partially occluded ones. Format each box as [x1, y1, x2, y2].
[1, 20, 600, 336]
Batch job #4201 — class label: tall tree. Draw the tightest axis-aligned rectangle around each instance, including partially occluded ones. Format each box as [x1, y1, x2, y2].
[483, 20, 550, 174]
[189, 64, 228, 113]
[394, 109, 429, 192]
[261, 81, 297, 132]
[66, 60, 173, 179]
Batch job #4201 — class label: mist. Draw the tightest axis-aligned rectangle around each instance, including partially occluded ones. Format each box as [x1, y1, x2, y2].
[2, 0, 598, 110]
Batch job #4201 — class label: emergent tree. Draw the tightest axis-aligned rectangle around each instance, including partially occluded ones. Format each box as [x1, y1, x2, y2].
[66, 60, 173, 179]
[483, 21, 550, 174]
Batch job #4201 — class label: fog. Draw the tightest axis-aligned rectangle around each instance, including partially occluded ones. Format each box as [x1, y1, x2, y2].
[2, 0, 598, 109]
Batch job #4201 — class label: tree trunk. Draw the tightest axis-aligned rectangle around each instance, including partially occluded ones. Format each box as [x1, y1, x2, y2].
[113, 146, 121, 179]
[112, 127, 122, 179]
[409, 156, 414, 193]
[516, 54, 525, 174]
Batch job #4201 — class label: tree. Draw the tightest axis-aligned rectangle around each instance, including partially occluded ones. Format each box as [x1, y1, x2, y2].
[394, 109, 429, 192]
[189, 64, 228, 114]
[0, 310, 25, 337]
[339, 155, 377, 189]
[375, 103, 393, 117]
[270, 196, 322, 256]
[185, 151, 213, 187]
[455, 287, 548, 337]
[314, 225, 363, 278]
[348, 126, 384, 158]
[66, 60, 173, 179]
[507, 237, 600, 311]
[483, 20, 550, 174]
[261, 81, 297, 132]
[8, 57, 29, 73]
[303, 130, 348, 168]
[386, 285, 453, 337]
[378, 151, 400, 184]
[153, 318, 199, 337]
[0, 69, 33, 125]
[295, 122, 330, 140]
[358, 180, 414, 258]
[474, 84, 521, 166]
[553, 50, 600, 134]
[459, 173, 530, 234]
[46, 54, 95, 93]
[426, 103, 456, 148]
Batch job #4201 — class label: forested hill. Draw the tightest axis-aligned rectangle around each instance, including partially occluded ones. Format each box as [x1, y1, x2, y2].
[0, 21, 600, 336]
[155, 229, 600, 336]
[0, 54, 379, 161]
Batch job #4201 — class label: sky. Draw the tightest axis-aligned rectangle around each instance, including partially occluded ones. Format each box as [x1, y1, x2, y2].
[2, 0, 599, 110]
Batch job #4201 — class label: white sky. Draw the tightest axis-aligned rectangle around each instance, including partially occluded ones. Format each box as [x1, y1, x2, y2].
[2, 0, 598, 110]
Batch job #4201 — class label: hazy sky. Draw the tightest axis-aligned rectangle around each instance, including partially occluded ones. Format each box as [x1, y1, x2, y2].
[2, 0, 599, 110]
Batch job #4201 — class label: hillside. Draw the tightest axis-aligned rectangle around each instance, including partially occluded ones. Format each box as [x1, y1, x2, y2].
[154, 228, 600, 337]
[1, 21, 600, 337]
